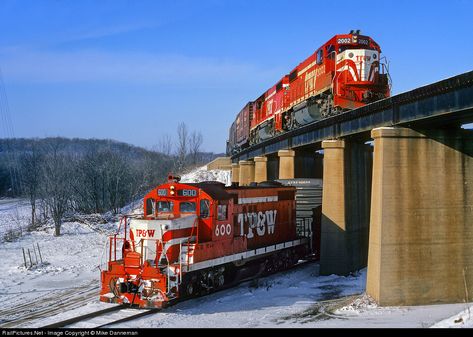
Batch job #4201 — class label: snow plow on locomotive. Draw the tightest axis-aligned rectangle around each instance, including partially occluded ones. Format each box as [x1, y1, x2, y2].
[227, 30, 391, 155]
[100, 176, 316, 308]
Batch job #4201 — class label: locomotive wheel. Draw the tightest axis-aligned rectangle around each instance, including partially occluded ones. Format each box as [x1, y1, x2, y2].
[216, 274, 224, 288]
[284, 111, 296, 131]
[182, 274, 198, 297]
[185, 282, 194, 297]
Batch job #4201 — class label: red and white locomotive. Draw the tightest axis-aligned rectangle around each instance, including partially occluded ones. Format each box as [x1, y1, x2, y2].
[227, 30, 391, 154]
[100, 176, 314, 308]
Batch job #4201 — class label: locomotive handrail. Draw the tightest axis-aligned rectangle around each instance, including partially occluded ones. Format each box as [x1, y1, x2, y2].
[140, 239, 144, 265]
[379, 56, 392, 91]
[178, 242, 182, 290]
[109, 236, 112, 263]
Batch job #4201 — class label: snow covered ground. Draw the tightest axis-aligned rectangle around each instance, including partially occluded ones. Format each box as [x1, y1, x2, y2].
[180, 165, 232, 186]
[0, 198, 31, 242]
[432, 306, 473, 328]
[1, 167, 472, 328]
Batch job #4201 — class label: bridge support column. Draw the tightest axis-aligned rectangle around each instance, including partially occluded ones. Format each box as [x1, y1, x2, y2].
[367, 127, 473, 306]
[231, 163, 240, 185]
[238, 160, 255, 186]
[320, 140, 372, 276]
[253, 156, 268, 183]
[278, 150, 295, 179]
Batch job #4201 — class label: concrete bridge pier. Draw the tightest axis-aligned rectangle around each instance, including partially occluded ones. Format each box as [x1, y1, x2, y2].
[367, 127, 473, 306]
[278, 149, 295, 179]
[238, 160, 255, 186]
[231, 163, 240, 185]
[320, 139, 372, 276]
[254, 156, 268, 183]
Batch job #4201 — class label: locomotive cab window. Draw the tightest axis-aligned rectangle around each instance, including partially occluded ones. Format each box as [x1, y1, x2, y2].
[217, 204, 228, 221]
[276, 81, 282, 92]
[326, 44, 335, 59]
[289, 70, 297, 82]
[316, 49, 324, 64]
[200, 199, 210, 218]
[157, 201, 173, 213]
[180, 201, 196, 214]
[145, 198, 155, 216]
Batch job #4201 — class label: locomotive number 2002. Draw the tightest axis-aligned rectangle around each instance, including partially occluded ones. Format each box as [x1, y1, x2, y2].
[337, 38, 351, 44]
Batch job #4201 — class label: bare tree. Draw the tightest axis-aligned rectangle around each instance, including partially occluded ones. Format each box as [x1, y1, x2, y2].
[104, 151, 130, 214]
[40, 141, 71, 236]
[189, 130, 203, 165]
[71, 149, 105, 213]
[19, 141, 42, 229]
[156, 134, 173, 156]
[175, 122, 189, 172]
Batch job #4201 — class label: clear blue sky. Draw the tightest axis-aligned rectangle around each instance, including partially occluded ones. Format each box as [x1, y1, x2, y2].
[1, 0, 472, 153]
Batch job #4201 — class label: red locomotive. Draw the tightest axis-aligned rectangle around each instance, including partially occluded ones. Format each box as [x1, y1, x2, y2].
[227, 30, 391, 154]
[100, 176, 314, 308]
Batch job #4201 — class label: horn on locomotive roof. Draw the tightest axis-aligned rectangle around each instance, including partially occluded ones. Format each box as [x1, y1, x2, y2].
[168, 174, 181, 183]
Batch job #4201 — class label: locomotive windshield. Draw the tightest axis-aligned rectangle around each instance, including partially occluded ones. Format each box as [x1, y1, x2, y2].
[157, 201, 174, 213]
[338, 45, 377, 53]
[180, 201, 196, 213]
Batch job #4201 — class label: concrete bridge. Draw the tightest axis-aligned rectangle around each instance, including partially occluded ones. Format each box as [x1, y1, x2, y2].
[230, 70, 473, 306]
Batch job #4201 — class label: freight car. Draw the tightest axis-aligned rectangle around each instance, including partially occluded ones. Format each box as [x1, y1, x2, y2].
[100, 175, 316, 308]
[227, 30, 391, 154]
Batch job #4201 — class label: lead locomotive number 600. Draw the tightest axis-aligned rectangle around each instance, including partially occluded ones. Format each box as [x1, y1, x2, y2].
[100, 176, 315, 308]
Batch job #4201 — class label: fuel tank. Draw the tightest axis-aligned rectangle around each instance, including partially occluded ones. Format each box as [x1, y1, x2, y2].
[293, 101, 321, 126]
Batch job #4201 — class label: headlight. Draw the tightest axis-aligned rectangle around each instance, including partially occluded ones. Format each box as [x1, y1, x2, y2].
[373, 53, 377, 59]
[348, 52, 354, 58]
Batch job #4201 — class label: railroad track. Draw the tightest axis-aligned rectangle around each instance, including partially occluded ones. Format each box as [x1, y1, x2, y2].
[2, 260, 327, 328]
[0, 281, 99, 328]
[40, 305, 161, 328]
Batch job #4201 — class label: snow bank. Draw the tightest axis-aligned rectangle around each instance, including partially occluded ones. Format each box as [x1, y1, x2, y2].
[431, 304, 473, 328]
[180, 165, 232, 186]
[0, 198, 31, 242]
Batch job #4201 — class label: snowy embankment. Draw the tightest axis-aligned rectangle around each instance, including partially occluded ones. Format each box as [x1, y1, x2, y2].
[431, 306, 473, 328]
[0, 198, 31, 242]
[0, 199, 113, 325]
[180, 165, 232, 186]
[0, 167, 472, 328]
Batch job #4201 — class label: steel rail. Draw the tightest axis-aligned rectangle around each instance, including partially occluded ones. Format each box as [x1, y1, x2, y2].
[22, 259, 318, 328]
[40, 305, 125, 328]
